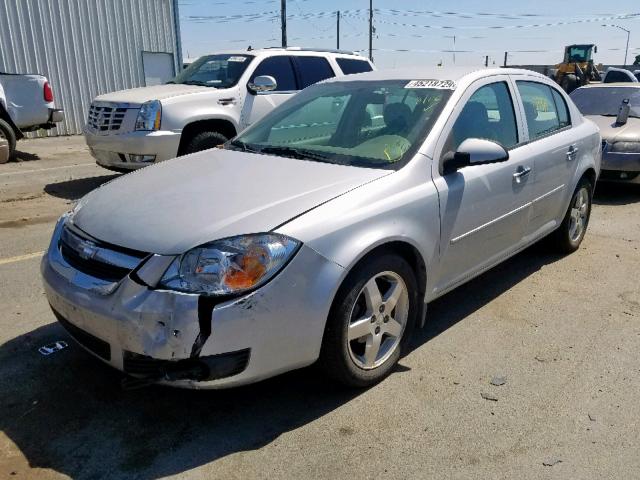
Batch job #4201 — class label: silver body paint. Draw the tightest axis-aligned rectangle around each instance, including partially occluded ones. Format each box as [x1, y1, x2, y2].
[42, 68, 601, 388]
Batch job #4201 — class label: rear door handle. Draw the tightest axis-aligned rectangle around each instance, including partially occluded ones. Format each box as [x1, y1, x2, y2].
[566, 145, 579, 160]
[513, 166, 531, 183]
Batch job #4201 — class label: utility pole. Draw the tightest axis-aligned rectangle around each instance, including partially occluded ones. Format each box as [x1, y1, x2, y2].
[281, 0, 287, 48]
[503, 51, 508, 67]
[485, 55, 489, 67]
[369, 0, 373, 62]
[337, 11, 340, 50]
[445, 35, 456, 65]
[602, 24, 630, 65]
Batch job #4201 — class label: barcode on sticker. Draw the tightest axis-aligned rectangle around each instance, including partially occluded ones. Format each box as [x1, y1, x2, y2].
[405, 80, 456, 89]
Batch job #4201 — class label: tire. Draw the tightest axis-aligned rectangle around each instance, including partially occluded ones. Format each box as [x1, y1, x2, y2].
[560, 74, 578, 93]
[0, 118, 17, 162]
[319, 253, 419, 388]
[549, 178, 593, 253]
[183, 131, 228, 155]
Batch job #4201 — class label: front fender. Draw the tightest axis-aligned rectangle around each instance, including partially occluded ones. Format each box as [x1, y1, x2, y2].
[277, 157, 441, 301]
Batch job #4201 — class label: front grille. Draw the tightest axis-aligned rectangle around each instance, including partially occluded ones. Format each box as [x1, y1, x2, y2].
[123, 349, 251, 381]
[59, 224, 148, 283]
[87, 103, 127, 132]
[52, 308, 111, 361]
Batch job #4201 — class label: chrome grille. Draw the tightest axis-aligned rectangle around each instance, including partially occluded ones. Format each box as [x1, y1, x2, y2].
[59, 224, 148, 282]
[87, 103, 127, 132]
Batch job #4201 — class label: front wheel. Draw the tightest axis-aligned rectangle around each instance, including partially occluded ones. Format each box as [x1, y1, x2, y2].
[319, 253, 418, 388]
[183, 131, 228, 155]
[550, 178, 593, 253]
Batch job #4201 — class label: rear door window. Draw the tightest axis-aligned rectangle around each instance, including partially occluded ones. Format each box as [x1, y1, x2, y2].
[294, 56, 335, 89]
[336, 58, 373, 75]
[516, 81, 566, 140]
[250, 56, 297, 92]
[551, 88, 571, 128]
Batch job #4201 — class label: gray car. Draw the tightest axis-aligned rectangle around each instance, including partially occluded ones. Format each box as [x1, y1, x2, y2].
[41, 67, 601, 389]
[570, 83, 640, 183]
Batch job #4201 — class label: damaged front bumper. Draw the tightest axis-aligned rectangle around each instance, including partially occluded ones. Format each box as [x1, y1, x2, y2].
[41, 215, 344, 388]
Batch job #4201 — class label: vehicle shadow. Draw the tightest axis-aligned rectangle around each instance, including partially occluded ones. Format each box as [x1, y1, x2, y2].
[0, 245, 562, 479]
[411, 245, 563, 350]
[44, 175, 118, 200]
[593, 182, 640, 206]
[13, 150, 41, 161]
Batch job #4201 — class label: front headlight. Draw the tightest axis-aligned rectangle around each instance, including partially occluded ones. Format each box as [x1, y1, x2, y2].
[610, 141, 640, 153]
[159, 234, 300, 296]
[135, 100, 162, 131]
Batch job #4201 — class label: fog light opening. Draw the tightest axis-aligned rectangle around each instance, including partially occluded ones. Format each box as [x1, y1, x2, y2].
[128, 154, 156, 163]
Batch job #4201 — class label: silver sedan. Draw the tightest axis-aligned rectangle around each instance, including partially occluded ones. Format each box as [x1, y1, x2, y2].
[41, 67, 601, 388]
[570, 83, 640, 183]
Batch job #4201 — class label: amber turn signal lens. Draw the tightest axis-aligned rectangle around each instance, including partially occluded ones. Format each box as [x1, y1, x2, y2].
[223, 249, 267, 290]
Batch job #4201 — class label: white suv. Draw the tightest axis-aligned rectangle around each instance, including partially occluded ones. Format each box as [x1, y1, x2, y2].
[84, 48, 374, 171]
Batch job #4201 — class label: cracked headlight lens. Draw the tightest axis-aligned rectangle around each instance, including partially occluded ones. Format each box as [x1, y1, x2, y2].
[159, 234, 300, 296]
[135, 100, 162, 131]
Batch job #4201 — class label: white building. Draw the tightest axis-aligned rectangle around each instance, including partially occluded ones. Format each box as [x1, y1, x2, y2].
[0, 0, 182, 135]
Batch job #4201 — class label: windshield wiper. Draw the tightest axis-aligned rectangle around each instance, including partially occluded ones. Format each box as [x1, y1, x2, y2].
[258, 146, 333, 163]
[181, 80, 211, 87]
[227, 140, 261, 153]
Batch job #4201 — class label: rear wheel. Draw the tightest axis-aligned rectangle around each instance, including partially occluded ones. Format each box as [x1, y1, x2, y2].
[550, 178, 593, 253]
[0, 118, 16, 162]
[320, 254, 418, 387]
[183, 131, 228, 155]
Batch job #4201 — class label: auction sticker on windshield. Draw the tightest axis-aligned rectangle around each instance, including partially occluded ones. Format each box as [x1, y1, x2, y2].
[405, 80, 456, 89]
[228, 56, 248, 62]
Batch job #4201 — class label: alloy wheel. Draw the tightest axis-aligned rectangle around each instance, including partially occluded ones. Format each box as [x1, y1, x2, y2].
[346, 271, 409, 370]
[568, 187, 589, 242]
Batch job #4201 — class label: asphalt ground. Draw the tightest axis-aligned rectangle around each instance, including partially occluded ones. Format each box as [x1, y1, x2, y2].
[1, 136, 639, 479]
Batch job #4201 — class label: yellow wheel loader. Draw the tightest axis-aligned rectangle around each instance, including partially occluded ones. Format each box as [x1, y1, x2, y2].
[554, 44, 602, 93]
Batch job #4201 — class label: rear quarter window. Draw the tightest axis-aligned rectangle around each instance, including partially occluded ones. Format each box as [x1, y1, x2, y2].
[294, 56, 335, 89]
[336, 58, 373, 75]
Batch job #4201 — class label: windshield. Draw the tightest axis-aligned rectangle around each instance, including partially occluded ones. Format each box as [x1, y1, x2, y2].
[229, 80, 453, 169]
[565, 45, 592, 63]
[570, 87, 640, 118]
[169, 54, 254, 88]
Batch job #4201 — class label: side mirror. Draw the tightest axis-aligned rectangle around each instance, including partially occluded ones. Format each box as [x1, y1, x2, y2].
[442, 138, 509, 175]
[247, 75, 277, 95]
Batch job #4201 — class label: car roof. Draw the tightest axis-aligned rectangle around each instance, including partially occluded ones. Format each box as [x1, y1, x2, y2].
[322, 66, 549, 85]
[195, 48, 367, 58]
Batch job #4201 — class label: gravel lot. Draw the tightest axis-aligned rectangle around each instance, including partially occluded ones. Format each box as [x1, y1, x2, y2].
[1, 137, 639, 479]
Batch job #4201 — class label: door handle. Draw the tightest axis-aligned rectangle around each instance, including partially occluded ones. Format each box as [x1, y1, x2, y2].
[513, 166, 531, 183]
[566, 145, 579, 160]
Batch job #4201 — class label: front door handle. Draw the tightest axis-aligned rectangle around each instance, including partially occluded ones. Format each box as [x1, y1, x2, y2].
[566, 145, 579, 160]
[513, 166, 531, 183]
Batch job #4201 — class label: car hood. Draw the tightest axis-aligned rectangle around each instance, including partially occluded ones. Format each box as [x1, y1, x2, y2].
[585, 115, 640, 142]
[94, 84, 213, 104]
[72, 149, 390, 255]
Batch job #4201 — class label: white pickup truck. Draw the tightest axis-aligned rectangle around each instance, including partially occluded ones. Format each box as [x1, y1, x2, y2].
[84, 47, 374, 171]
[0, 72, 64, 162]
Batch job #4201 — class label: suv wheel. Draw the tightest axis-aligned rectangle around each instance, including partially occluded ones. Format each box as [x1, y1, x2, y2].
[183, 131, 228, 155]
[320, 253, 418, 388]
